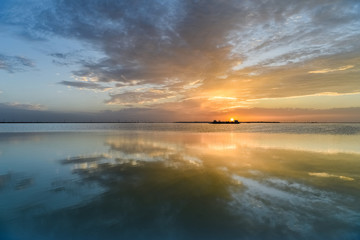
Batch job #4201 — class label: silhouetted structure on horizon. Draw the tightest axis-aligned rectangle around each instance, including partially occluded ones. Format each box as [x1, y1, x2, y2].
[211, 120, 239, 124]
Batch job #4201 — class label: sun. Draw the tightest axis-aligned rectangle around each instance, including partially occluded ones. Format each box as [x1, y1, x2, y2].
[230, 118, 234, 122]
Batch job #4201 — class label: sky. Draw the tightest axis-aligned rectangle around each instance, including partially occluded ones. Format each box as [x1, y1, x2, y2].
[0, 0, 360, 122]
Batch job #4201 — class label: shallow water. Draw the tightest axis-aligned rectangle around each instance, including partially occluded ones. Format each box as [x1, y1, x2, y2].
[1, 123, 360, 239]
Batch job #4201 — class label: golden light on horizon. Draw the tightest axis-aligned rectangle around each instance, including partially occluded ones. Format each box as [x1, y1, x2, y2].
[230, 118, 234, 122]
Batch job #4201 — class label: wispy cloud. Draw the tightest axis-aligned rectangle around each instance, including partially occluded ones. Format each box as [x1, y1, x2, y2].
[0, 54, 35, 73]
[308, 65, 354, 74]
[50, 51, 84, 66]
[209, 96, 238, 101]
[1, 102, 46, 111]
[59, 80, 110, 91]
[308, 172, 354, 181]
[106, 91, 178, 106]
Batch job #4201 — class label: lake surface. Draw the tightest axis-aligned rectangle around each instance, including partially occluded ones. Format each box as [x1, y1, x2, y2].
[1, 123, 360, 239]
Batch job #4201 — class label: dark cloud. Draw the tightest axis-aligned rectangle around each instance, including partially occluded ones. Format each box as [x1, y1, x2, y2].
[49, 51, 86, 66]
[0, 54, 35, 73]
[59, 80, 109, 90]
[0, 102, 178, 122]
[59, 155, 107, 164]
[50, 53, 68, 59]
[0, 102, 93, 122]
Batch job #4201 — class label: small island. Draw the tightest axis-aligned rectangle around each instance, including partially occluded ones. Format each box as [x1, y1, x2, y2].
[211, 119, 239, 124]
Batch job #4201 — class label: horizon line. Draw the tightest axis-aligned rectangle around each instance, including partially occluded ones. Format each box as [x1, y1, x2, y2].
[1, 121, 360, 124]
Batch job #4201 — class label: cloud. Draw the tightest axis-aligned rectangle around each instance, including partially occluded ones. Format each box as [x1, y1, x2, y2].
[0, 102, 91, 122]
[209, 96, 238, 101]
[50, 51, 84, 66]
[107, 91, 177, 106]
[1, 100, 360, 122]
[242, 92, 360, 109]
[308, 172, 354, 181]
[0, 54, 35, 73]
[1, 0, 360, 110]
[1, 102, 45, 111]
[0, 102, 178, 122]
[59, 80, 110, 91]
[308, 65, 354, 74]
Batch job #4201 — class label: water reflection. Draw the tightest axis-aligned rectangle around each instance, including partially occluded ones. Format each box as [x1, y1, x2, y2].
[0, 130, 360, 239]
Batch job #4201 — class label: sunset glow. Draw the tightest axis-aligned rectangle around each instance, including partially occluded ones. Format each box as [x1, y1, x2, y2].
[0, 1, 359, 122]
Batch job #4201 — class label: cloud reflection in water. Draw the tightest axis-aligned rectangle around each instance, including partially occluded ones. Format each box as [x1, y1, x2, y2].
[1, 130, 360, 239]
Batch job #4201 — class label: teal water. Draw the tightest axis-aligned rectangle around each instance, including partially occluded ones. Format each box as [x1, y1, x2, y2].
[1, 123, 360, 239]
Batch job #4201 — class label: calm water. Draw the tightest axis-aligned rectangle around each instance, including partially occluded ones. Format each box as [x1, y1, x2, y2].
[1, 123, 360, 240]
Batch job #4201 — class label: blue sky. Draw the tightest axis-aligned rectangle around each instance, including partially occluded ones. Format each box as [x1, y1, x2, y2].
[0, 0, 360, 122]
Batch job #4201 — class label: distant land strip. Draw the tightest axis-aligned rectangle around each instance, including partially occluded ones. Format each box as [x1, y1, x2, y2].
[1, 121, 360, 124]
